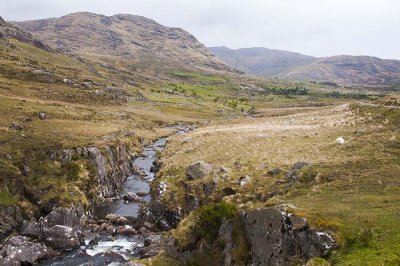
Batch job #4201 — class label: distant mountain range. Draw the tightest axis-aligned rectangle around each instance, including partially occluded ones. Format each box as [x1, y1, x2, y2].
[209, 46, 400, 86]
[13, 12, 232, 73]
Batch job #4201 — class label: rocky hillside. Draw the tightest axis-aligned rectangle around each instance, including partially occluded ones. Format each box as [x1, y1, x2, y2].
[0, 16, 52, 52]
[209, 46, 316, 77]
[282, 55, 400, 86]
[210, 46, 400, 86]
[14, 12, 231, 73]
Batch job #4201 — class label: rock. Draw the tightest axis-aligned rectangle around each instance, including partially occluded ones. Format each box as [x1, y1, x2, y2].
[243, 206, 336, 265]
[83, 81, 92, 88]
[63, 78, 74, 85]
[32, 69, 53, 76]
[144, 234, 163, 247]
[38, 112, 47, 120]
[20, 220, 42, 239]
[22, 165, 30, 176]
[122, 192, 145, 203]
[116, 226, 137, 236]
[267, 168, 283, 176]
[43, 225, 81, 249]
[105, 214, 119, 222]
[186, 161, 213, 180]
[219, 166, 231, 173]
[239, 175, 252, 186]
[336, 137, 345, 145]
[44, 207, 82, 227]
[0, 205, 23, 240]
[116, 216, 129, 225]
[287, 162, 312, 181]
[10, 122, 23, 131]
[218, 219, 234, 266]
[0, 236, 58, 264]
[184, 193, 200, 213]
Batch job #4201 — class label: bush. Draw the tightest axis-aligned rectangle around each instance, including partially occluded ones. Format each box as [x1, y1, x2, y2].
[191, 202, 237, 242]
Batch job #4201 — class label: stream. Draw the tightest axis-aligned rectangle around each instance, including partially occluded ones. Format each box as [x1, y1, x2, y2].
[39, 138, 167, 266]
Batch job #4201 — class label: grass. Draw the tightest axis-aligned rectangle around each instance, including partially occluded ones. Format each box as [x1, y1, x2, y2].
[156, 101, 400, 265]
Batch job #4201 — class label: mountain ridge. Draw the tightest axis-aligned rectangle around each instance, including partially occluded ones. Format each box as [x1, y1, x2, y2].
[13, 12, 232, 74]
[209, 46, 400, 86]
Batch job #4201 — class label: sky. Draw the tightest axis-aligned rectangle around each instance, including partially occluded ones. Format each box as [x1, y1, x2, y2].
[1, 0, 399, 59]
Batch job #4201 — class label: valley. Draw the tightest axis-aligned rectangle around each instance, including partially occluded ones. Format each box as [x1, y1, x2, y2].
[0, 11, 399, 266]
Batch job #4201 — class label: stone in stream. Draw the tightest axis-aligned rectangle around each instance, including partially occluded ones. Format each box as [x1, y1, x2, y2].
[186, 161, 213, 180]
[123, 192, 146, 203]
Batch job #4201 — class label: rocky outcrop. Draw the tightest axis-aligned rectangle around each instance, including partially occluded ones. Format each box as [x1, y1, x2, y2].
[85, 145, 135, 198]
[243, 206, 336, 265]
[20, 207, 85, 250]
[0, 236, 58, 265]
[0, 205, 23, 241]
[54, 144, 135, 198]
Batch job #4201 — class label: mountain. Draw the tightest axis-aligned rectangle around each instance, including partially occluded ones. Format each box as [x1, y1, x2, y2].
[282, 55, 400, 86]
[209, 46, 400, 86]
[0, 16, 52, 51]
[208, 46, 316, 77]
[14, 12, 231, 73]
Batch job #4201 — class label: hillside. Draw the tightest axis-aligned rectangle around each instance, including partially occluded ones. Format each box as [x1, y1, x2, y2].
[283, 55, 400, 86]
[14, 12, 232, 74]
[0, 16, 52, 51]
[209, 46, 400, 86]
[209, 46, 316, 77]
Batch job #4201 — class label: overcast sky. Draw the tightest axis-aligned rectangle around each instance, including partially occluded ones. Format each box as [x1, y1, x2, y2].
[1, 0, 399, 59]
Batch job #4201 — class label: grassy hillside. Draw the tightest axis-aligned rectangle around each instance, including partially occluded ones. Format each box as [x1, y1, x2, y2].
[153, 97, 400, 265]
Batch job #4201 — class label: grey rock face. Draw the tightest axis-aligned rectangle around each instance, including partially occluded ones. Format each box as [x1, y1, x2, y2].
[0, 236, 58, 265]
[243, 206, 336, 265]
[87, 145, 134, 198]
[0, 205, 23, 241]
[186, 161, 213, 180]
[20, 207, 84, 250]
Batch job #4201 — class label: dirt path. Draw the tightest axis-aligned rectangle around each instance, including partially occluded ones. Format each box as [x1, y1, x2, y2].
[194, 104, 352, 135]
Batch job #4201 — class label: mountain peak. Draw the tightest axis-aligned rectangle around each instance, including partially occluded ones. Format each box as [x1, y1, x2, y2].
[14, 12, 232, 73]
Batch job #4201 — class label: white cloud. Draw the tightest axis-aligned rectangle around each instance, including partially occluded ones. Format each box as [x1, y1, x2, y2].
[1, 0, 399, 59]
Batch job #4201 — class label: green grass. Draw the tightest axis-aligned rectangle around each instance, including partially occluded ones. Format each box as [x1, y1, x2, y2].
[172, 71, 226, 83]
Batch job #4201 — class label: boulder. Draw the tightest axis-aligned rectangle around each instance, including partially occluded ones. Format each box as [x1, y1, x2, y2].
[44, 207, 82, 227]
[186, 161, 213, 180]
[239, 175, 252, 186]
[123, 192, 145, 203]
[0, 236, 58, 264]
[105, 214, 119, 223]
[83, 81, 92, 88]
[336, 137, 345, 145]
[63, 78, 74, 85]
[0, 205, 23, 240]
[38, 112, 47, 120]
[43, 225, 81, 249]
[243, 206, 336, 265]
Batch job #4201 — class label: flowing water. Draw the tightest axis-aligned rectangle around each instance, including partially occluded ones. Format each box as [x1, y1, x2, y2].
[39, 138, 167, 266]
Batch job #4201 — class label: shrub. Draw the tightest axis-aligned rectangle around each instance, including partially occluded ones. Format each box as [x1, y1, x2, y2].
[191, 202, 237, 242]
